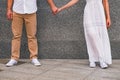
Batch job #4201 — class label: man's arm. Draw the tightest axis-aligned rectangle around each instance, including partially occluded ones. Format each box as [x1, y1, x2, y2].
[47, 0, 58, 14]
[7, 0, 13, 20]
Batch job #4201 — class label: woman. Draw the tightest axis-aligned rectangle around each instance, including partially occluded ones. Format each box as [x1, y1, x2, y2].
[48, 0, 112, 69]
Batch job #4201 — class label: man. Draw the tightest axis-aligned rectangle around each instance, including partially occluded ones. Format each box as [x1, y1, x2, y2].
[6, 0, 41, 67]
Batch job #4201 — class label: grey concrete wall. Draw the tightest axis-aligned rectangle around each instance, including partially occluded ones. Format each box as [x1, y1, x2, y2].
[0, 0, 120, 59]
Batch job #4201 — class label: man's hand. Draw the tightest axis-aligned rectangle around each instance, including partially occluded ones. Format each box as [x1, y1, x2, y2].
[52, 7, 63, 15]
[51, 6, 58, 15]
[7, 9, 13, 20]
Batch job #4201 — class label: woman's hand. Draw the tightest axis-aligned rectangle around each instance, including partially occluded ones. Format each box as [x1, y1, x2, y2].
[52, 7, 63, 15]
[57, 8, 63, 13]
[106, 18, 111, 29]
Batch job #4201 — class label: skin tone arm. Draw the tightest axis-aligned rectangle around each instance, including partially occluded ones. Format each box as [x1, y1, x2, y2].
[47, 0, 79, 14]
[103, 0, 111, 28]
[47, 0, 58, 15]
[7, 0, 13, 20]
[57, 0, 79, 13]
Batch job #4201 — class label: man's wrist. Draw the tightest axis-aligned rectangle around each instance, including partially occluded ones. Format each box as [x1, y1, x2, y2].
[7, 8, 12, 11]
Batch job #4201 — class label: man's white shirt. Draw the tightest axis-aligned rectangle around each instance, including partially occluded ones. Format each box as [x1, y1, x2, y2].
[13, 0, 37, 14]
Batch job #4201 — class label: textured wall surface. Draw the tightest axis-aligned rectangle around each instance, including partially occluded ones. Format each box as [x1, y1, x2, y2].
[0, 0, 120, 59]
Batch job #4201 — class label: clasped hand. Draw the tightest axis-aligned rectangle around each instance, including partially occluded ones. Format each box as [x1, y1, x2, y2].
[51, 6, 63, 15]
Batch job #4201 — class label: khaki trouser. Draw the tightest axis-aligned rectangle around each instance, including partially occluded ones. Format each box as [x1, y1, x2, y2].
[11, 12, 38, 60]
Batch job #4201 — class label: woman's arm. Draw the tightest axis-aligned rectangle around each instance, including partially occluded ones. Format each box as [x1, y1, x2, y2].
[47, 0, 58, 14]
[58, 0, 79, 12]
[7, 0, 13, 20]
[103, 0, 111, 28]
